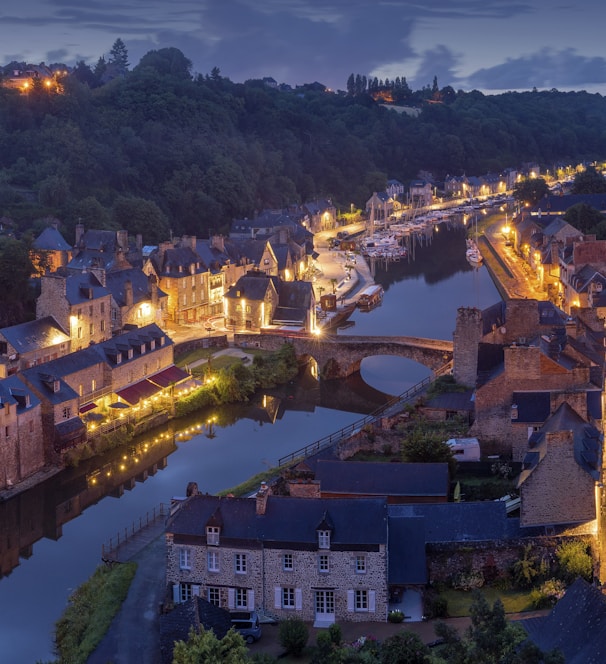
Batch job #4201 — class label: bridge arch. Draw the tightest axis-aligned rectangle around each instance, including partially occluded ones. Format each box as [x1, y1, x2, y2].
[235, 333, 453, 379]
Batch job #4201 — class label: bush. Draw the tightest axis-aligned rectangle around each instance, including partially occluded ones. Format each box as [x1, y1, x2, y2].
[279, 617, 309, 656]
[387, 610, 404, 623]
[555, 540, 593, 583]
[425, 595, 448, 619]
[328, 622, 342, 646]
[451, 569, 484, 591]
[529, 578, 567, 609]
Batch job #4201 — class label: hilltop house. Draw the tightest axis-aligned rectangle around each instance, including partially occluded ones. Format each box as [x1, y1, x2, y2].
[30, 222, 72, 276]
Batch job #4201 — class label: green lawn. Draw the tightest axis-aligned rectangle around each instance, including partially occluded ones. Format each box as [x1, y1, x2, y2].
[440, 587, 535, 617]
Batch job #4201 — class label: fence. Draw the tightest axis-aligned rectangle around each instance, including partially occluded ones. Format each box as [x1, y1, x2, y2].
[101, 502, 168, 561]
[278, 363, 452, 467]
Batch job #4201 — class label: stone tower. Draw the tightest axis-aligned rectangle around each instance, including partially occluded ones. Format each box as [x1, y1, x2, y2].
[453, 306, 483, 387]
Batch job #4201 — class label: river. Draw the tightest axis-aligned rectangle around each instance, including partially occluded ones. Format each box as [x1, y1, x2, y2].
[0, 222, 500, 663]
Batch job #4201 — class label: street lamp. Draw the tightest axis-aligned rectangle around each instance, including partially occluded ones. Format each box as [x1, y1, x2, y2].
[205, 324, 213, 373]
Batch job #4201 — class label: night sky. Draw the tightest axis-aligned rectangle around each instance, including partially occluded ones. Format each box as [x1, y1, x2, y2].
[3, 0, 606, 94]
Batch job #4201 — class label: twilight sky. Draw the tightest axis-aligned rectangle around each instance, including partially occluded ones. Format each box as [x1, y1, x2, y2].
[2, 0, 606, 95]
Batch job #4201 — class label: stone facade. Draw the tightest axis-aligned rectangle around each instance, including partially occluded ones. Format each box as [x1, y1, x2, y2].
[519, 430, 597, 528]
[453, 307, 483, 387]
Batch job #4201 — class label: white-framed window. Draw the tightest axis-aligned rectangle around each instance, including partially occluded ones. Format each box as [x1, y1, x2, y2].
[355, 589, 368, 611]
[282, 587, 295, 609]
[208, 550, 219, 572]
[318, 530, 331, 549]
[235, 553, 247, 574]
[206, 526, 220, 546]
[283, 553, 293, 571]
[180, 583, 193, 602]
[355, 555, 366, 574]
[319, 553, 329, 573]
[235, 588, 247, 609]
[179, 547, 191, 570]
[208, 587, 220, 606]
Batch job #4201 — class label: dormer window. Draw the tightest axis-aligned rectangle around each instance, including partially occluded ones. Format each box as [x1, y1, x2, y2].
[127, 348, 133, 360]
[318, 530, 331, 549]
[206, 526, 220, 546]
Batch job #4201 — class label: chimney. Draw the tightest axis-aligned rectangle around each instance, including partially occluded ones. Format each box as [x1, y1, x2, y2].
[211, 235, 225, 252]
[125, 280, 133, 307]
[75, 223, 85, 247]
[256, 481, 271, 515]
[117, 230, 128, 252]
[136, 234, 143, 251]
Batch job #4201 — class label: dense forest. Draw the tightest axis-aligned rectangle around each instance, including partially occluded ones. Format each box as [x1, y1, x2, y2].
[2, 45, 606, 247]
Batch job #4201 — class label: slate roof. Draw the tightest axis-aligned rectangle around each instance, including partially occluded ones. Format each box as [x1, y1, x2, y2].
[64, 271, 110, 305]
[388, 516, 427, 585]
[388, 502, 509, 543]
[0, 316, 69, 354]
[32, 226, 71, 251]
[105, 268, 167, 306]
[423, 390, 474, 413]
[224, 273, 275, 302]
[159, 598, 233, 664]
[530, 193, 606, 215]
[167, 494, 388, 547]
[314, 460, 449, 498]
[20, 369, 79, 405]
[518, 402, 602, 485]
[0, 375, 40, 412]
[521, 578, 606, 663]
[512, 391, 551, 423]
[150, 246, 206, 277]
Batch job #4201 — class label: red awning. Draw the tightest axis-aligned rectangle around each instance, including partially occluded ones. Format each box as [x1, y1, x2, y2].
[79, 402, 98, 414]
[115, 379, 161, 405]
[149, 365, 190, 388]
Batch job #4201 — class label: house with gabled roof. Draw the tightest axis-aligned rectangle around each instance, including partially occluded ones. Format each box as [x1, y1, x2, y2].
[70, 225, 143, 272]
[0, 316, 70, 375]
[0, 375, 44, 489]
[165, 486, 390, 625]
[143, 236, 208, 325]
[302, 199, 337, 232]
[30, 222, 72, 276]
[36, 269, 112, 352]
[559, 237, 606, 314]
[104, 267, 167, 334]
[517, 402, 602, 529]
[365, 191, 394, 222]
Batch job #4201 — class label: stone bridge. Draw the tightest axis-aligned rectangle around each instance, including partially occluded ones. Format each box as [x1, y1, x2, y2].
[234, 333, 453, 379]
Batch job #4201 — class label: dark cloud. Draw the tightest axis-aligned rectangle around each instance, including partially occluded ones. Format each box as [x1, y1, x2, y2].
[410, 45, 462, 90]
[466, 48, 606, 91]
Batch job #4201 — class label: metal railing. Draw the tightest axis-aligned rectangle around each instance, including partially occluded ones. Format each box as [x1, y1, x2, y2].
[278, 364, 452, 467]
[101, 502, 168, 560]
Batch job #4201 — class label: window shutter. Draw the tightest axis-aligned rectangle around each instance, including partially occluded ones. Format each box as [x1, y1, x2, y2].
[228, 588, 235, 609]
[192, 585, 200, 597]
[295, 588, 303, 610]
[274, 587, 281, 609]
[347, 590, 354, 612]
[172, 584, 180, 604]
[369, 590, 376, 612]
[247, 589, 255, 611]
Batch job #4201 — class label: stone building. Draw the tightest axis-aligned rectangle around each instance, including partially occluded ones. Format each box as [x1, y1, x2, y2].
[30, 222, 72, 276]
[165, 487, 390, 625]
[0, 375, 44, 490]
[36, 270, 112, 352]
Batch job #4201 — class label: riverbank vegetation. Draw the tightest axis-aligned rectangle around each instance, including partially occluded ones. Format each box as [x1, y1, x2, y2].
[174, 343, 298, 418]
[52, 562, 137, 664]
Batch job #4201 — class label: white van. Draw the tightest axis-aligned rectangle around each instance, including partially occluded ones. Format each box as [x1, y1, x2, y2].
[445, 437, 481, 462]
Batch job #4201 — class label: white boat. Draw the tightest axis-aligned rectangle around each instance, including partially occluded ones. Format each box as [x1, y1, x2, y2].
[466, 238, 482, 265]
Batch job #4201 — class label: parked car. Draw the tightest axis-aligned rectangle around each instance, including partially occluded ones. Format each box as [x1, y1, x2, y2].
[230, 611, 262, 644]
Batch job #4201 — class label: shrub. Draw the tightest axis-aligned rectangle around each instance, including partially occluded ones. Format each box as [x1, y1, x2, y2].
[387, 610, 404, 623]
[425, 595, 448, 619]
[328, 622, 342, 646]
[451, 569, 484, 591]
[510, 545, 541, 589]
[555, 540, 593, 583]
[529, 578, 567, 609]
[278, 617, 309, 656]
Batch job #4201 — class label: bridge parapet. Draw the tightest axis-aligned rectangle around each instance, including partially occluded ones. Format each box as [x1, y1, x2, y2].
[235, 333, 453, 379]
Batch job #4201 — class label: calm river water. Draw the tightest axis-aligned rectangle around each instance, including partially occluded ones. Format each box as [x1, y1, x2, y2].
[0, 223, 500, 663]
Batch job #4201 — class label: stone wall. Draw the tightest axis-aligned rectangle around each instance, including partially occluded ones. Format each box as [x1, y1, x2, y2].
[453, 307, 483, 387]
